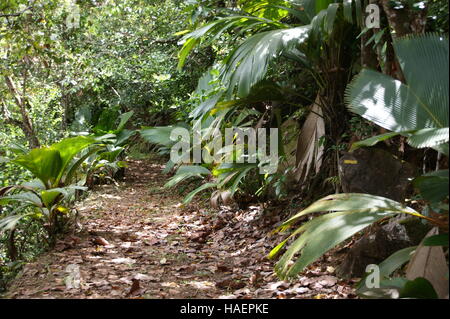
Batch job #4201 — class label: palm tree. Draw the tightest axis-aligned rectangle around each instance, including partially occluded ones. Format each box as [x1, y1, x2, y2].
[177, 0, 366, 195]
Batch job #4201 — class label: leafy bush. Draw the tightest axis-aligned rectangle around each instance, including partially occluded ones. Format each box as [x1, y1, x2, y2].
[0, 136, 98, 245]
[270, 34, 449, 298]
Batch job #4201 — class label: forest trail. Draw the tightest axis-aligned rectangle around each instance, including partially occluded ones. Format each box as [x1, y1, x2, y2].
[5, 159, 355, 299]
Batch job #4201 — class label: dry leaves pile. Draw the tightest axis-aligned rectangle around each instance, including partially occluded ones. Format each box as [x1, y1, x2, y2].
[5, 159, 355, 299]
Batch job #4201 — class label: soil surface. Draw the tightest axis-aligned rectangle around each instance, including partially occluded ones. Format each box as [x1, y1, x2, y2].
[5, 159, 356, 299]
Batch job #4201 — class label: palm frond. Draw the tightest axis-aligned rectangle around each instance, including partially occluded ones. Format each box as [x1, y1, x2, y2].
[394, 33, 449, 126]
[177, 15, 286, 70]
[346, 34, 449, 153]
[221, 25, 310, 97]
[270, 193, 427, 279]
[346, 34, 448, 130]
[294, 98, 325, 183]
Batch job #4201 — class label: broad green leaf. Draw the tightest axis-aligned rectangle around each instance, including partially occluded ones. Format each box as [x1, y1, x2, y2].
[183, 182, 217, 204]
[272, 193, 427, 279]
[51, 136, 97, 184]
[400, 277, 438, 299]
[178, 38, 199, 70]
[165, 173, 198, 188]
[350, 132, 401, 151]
[13, 148, 62, 188]
[176, 165, 211, 176]
[351, 129, 449, 152]
[115, 129, 137, 146]
[325, 3, 339, 35]
[346, 35, 449, 141]
[407, 128, 449, 149]
[282, 193, 421, 226]
[22, 179, 46, 190]
[423, 234, 449, 247]
[275, 209, 393, 279]
[40, 189, 64, 208]
[0, 191, 42, 207]
[140, 125, 189, 147]
[0, 210, 34, 233]
[98, 146, 124, 162]
[413, 170, 449, 204]
[222, 26, 310, 98]
[378, 246, 417, 278]
[64, 145, 104, 185]
[178, 16, 280, 70]
[116, 111, 134, 132]
[393, 34, 449, 127]
[346, 69, 444, 131]
[164, 165, 211, 189]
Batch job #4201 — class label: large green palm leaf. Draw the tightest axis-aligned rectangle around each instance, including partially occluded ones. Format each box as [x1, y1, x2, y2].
[345, 34, 449, 152]
[13, 136, 96, 188]
[179, 1, 365, 98]
[222, 26, 310, 97]
[269, 193, 429, 279]
[177, 15, 286, 70]
[218, 0, 365, 97]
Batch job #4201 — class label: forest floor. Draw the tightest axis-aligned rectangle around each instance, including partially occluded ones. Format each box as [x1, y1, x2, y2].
[5, 158, 357, 299]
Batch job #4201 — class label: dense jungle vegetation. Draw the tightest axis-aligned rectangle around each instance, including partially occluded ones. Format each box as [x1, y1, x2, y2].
[0, 0, 448, 299]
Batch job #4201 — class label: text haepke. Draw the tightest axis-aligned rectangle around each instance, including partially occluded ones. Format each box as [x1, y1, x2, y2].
[180, 303, 269, 316]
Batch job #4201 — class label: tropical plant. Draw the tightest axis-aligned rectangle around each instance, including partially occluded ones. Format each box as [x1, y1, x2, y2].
[141, 64, 300, 205]
[173, 0, 377, 206]
[0, 182, 86, 247]
[0, 136, 99, 245]
[346, 33, 449, 156]
[270, 34, 449, 298]
[71, 109, 137, 187]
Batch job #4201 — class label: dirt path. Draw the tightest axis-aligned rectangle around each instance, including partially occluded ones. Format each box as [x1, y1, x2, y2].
[5, 159, 356, 299]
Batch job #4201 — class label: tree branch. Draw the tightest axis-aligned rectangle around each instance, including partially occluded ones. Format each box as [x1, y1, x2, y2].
[0, 6, 33, 18]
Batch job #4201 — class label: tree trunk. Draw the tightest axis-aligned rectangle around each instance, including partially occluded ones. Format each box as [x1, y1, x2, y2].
[7, 229, 18, 261]
[58, 82, 69, 131]
[381, 0, 428, 38]
[4, 75, 40, 149]
[361, 29, 380, 70]
[379, 1, 428, 82]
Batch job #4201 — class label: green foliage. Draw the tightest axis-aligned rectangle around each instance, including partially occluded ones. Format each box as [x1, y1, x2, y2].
[346, 34, 449, 154]
[2, 0, 449, 299]
[0, 130, 134, 281]
[221, 26, 310, 97]
[271, 33, 449, 298]
[178, 0, 366, 99]
[0, 136, 101, 241]
[13, 136, 96, 188]
[400, 277, 439, 299]
[423, 233, 449, 247]
[269, 193, 427, 278]
[413, 170, 449, 204]
[0, 0, 220, 289]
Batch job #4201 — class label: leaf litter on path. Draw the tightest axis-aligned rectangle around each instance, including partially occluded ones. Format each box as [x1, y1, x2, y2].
[5, 159, 355, 299]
